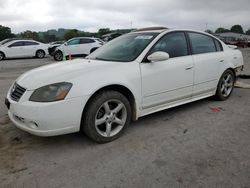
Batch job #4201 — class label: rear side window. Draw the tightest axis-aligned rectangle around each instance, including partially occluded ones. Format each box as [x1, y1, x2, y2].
[80, 38, 95, 44]
[24, 41, 39, 46]
[9, 41, 24, 47]
[150, 32, 188, 58]
[188, 32, 216, 54]
[214, 39, 223, 51]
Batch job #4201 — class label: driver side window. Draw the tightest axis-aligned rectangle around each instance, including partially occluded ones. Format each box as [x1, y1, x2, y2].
[150, 32, 188, 58]
[67, 39, 80, 45]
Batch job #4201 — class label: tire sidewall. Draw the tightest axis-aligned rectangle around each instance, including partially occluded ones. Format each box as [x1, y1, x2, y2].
[83, 91, 131, 143]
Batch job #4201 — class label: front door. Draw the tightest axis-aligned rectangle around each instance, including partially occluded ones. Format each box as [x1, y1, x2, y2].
[140, 32, 194, 109]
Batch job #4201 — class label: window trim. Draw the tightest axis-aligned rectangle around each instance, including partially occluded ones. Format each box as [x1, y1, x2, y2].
[142, 31, 190, 63]
[213, 38, 223, 52]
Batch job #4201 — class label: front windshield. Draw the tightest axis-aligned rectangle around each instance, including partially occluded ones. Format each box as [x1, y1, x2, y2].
[87, 32, 158, 62]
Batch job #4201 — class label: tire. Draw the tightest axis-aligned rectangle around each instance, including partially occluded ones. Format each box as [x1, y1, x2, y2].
[54, 50, 63, 61]
[0, 52, 4, 61]
[82, 91, 131, 143]
[36, 50, 45, 58]
[214, 69, 235, 101]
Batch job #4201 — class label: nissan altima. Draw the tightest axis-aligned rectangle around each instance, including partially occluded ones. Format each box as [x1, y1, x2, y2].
[5, 27, 244, 143]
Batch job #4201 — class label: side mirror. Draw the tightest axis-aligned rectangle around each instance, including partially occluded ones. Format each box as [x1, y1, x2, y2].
[64, 42, 68, 46]
[147, 51, 169, 62]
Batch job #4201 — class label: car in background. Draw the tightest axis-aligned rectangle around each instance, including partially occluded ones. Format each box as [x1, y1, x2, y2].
[53, 37, 104, 61]
[5, 27, 244, 143]
[220, 37, 248, 48]
[0, 38, 17, 46]
[48, 41, 65, 56]
[0, 39, 49, 61]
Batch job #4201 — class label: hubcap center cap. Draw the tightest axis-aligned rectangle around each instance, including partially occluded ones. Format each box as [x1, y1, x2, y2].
[106, 114, 115, 123]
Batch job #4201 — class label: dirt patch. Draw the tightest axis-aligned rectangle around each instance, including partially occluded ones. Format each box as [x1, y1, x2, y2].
[0, 115, 10, 125]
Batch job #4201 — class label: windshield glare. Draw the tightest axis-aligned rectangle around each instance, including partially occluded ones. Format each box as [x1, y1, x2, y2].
[87, 32, 158, 62]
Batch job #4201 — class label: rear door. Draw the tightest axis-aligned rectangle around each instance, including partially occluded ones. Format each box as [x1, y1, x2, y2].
[23, 41, 40, 56]
[187, 32, 224, 97]
[79, 38, 96, 55]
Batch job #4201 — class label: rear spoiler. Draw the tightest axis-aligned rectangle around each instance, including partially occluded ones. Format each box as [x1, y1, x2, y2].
[227, 45, 237, 49]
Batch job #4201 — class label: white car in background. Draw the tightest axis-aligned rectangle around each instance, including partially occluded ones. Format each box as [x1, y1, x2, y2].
[5, 27, 244, 143]
[0, 39, 48, 60]
[53, 37, 104, 61]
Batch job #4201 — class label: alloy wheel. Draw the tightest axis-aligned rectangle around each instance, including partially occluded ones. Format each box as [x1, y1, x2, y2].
[221, 73, 234, 97]
[95, 99, 127, 137]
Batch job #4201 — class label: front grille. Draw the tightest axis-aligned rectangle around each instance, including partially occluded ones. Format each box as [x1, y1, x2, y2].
[10, 83, 26, 102]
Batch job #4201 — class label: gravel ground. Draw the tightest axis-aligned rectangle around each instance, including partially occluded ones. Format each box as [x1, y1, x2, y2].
[0, 50, 249, 188]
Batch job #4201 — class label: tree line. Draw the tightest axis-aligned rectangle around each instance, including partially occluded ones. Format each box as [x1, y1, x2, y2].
[0, 25, 111, 43]
[206, 25, 250, 35]
[0, 24, 250, 43]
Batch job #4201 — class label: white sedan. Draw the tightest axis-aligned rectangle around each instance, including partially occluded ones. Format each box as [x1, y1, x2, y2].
[5, 28, 244, 143]
[0, 39, 48, 60]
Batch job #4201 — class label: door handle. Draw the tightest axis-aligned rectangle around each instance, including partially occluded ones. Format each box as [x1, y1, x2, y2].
[185, 66, 193, 70]
[219, 60, 224, 62]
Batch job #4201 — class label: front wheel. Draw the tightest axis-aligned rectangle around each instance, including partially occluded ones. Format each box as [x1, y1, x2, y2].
[82, 91, 131, 143]
[215, 69, 235, 101]
[54, 50, 63, 61]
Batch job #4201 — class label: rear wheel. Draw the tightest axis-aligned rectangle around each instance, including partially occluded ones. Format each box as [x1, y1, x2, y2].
[0, 52, 5, 61]
[82, 91, 131, 143]
[36, 50, 45, 58]
[215, 69, 235, 100]
[54, 50, 63, 61]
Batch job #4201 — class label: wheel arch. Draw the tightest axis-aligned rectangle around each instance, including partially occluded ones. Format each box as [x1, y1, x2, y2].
[36, 49, 46, 56]
[81, 84, 138, 126]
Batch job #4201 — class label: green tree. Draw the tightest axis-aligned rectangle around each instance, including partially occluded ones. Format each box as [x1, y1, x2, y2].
[230, 25, 244, 34]
[20, 30, 39, 41]
[43, 33, 57, 43]
[205, 29, 213, 34]
[64, 29, 79, 40]
[215, 27, 229, 33]
[98, 28, 110, 37]
[246, 29, 250, 35]
[0, 25, 15, 40]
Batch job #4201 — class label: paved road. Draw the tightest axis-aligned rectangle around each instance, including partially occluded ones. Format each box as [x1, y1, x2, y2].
[0, 51, 250, 187]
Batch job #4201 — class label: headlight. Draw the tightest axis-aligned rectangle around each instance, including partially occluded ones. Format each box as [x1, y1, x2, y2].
[29, 82, 72, 102]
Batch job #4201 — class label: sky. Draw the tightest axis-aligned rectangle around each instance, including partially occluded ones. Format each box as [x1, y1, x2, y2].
[0, 0, 249, 33]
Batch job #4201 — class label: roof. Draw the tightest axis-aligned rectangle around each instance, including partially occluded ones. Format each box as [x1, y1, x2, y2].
[131, 27, 168, 34]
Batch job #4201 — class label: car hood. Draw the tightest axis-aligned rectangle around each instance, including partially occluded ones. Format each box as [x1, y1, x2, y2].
[16, 59, 117, 90]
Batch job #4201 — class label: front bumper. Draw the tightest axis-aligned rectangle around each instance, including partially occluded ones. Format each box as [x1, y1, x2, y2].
[6, 95, 89, 137]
